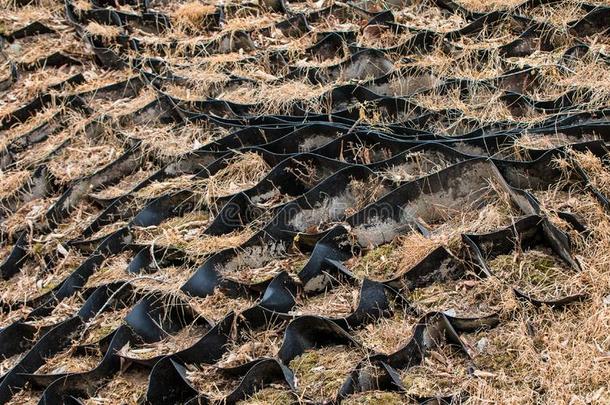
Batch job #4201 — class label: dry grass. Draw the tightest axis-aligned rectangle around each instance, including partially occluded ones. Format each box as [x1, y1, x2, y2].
[87, 220, 129, 240]
[400, 345, 470, 396]
[289, 177, 389, 233]
[118, 323, 208, 359]
[415, 85, 514, 124]
[185, 363, 240, 400]
[1, 196, 58, 236]
[131, 263, 198, 295]
[346, 232, 440, 280]
[409, 276, 515, 317]
[185, 288, 255, 322]
[0, 170, 30, 200]
[346, 178, 389, 214]
[132, 152, 270, 203]
[523, 1, 588, 29]
[456, 151, 610, 404]
[406, 48, 504, 80]
[46, 135, 124, 184]
[219, 14, 278, 34]
[203, 151, 271, 201]
[284, 158, 330, 188]
[290, 282, 358, 318]
[568, 149, 610, 197]
[83, 369, 149, 405]
[90, 166, 158, 200]
[178, 52, 252, 69]
[455, 0, 524, 12]
[85, 251, 133, 288]
[172, 2, 216, 31]
[133, 213, 255, 258]
[3, 1, 610, 403]
[132, 211, 211, 242]
[124, 122, 228, 161]
[4, 34, 71, 65]
[217, 324, 284, 367]
[217, 81, 332, 115]
[133, 175, 207, 199]
[400, 172, 518, 244]
[358, 25, 412, 49]
[11, 128, 72, 169]
[379, 150, 452, 182]
[0, 2, 62, 31]
[163, 76, 228, 99]
[37, 348, 100, 374]
[352, 307, 417, 354]
[0, 351, 25, 375]
[498, 133, 598, 161]
[250, 186, 293, 208]
[351, 138, 390, 162]
[218, 242, 304, 284]
[343, 391, 406, 404]
[154, 226, 253, 258]
[91, 88, 158, 117]
[84, 22, 121, 40]
[544, 55, 610, 111]
[0, 67, 77, 112]
[27, 293, 84, 327]
[6, 386, 41, 405]
[235, 385, 294, 404]
[395, 5, 466, 32]
[353, 169, 518, 254]
[46, 201, 101, 241]
[80, 306, 131, 345]
[69, 68, 134, 95]
[488, 248, 587, 301]
[0, 107, 61, 151]
[70, 0, 92, 13]
[289, 345, 365, 402]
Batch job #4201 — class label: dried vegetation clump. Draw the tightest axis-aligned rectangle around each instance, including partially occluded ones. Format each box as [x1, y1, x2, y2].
[235, 386, 294, 404]
[185, 363, 240, 400]
[351, 306, 417, 354]
[346, 232, 440, 280]
[399, 345, 471, 396]
[289, 345, 365, 401]
[118, 323, 209, 359]
[133, 214, 255, 258]
[489, 248, 586, 300]
[217, 325, 284, 367]
[186, 288, 255, 321]
[290, 282, 359, 318]
[83, 370, 150, 405]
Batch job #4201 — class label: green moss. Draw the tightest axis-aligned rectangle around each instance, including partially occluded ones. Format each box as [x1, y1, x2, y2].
[401, 365, 464, 396]
[350, 244, 398, 280]
[287, 258, 308, 273]
[237, 387, 293, 404]
[489, 250, 566, 290]
[39, 281, 58, 294]
[289, 346, 361, 401]
[92, 324, 116, 340]
[343, 391, 405, 405]
[408, 284, 448, 306]
[31, 243, 44, 256]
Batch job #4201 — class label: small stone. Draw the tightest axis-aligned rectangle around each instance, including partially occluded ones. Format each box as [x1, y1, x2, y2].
[477, 337, 489, 352]
[443, 308, 456, 317]
[9, 43, 21, 54]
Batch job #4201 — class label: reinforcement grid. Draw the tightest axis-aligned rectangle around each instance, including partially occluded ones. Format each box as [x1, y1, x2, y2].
[1, 0, 610, 403]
